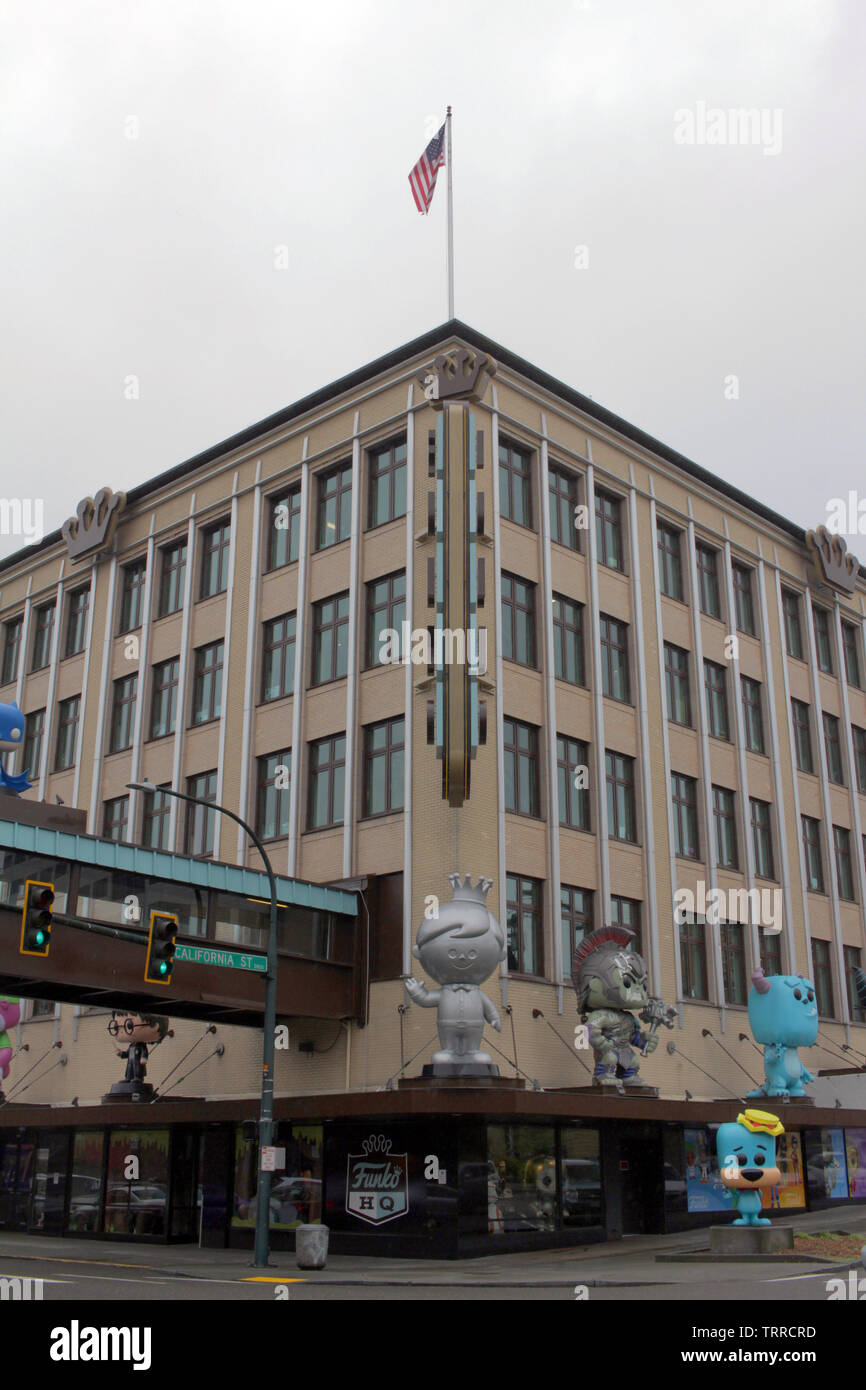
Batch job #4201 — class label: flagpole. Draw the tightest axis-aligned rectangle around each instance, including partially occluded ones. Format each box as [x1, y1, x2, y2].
[445, 105, 454, 319]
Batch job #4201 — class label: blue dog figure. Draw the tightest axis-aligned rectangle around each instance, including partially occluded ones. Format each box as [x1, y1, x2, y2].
[0, 702, 32, 794]
[716, 1109, 784, 1226]
[746, 968, 818, 1098]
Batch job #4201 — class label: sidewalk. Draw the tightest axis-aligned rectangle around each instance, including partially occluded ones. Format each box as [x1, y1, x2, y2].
[2, 1204, 865, 1287]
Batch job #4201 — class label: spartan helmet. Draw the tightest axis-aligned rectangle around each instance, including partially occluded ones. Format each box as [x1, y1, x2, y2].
[571, 926, 650, 1015]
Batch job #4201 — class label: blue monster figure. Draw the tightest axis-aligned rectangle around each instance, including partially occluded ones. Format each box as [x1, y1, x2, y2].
[746, 967, 818, 1098]
[0, 702, 31, 794]
[716, 1109, 784, 1226]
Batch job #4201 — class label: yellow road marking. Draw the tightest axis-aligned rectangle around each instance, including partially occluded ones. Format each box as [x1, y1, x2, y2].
[241, 1276, 307, 1283]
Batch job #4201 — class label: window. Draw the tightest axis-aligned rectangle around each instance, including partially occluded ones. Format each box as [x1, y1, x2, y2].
[713, 786, 738, 869]
[191, 641, 224, 725]
[721, 923, 747, 1005]
[366, 572, 406, 668]
[103, 796, 129, 843]
[501, 574, 537, 667]
[599, 615, 629, 701]
[64, 587, 89, 658]
[307, 734, 346, 830]
[551, 595, 584, 685]
[257, 750, 292, 840]
[363, 718, 404, 817]
[557, 735, 590, 831]
[118, 560, 146, 634]
[761, 930, 783, 977]
[261, 614, 296, 702]
[844, 946, 866, 1024]
[109, 674, 138, 753]
[823, 712, 845, 784]
[696, 544, 721, 618]
[671, 773, 699, 858]
[741, 676, 764, 753]
[54, 695, 80, 771]
[367, 437, 407, 528]
[150, 658, 179, 739]
[606, 750, 636, 842]
[664, 643, 691, 725]
[548, 465, 580, 550]
[158, 540, 187, 616]
[853, 725, 866, 794]
[505, 874, 542, 975]
[22, 708, 45, 779]
[266, 488, 301, 571]
[842, 621, 861, 688]
[316, 462, 352, 549]
[31, 603, 55, 671]
[791, 699, 813, 773]
[1, 615, 22, 684]
[657, 523, 683, 600]
[185, 771, 217, 857]
[750, 798, 774, 878]
[704, 659, 729, 739]
[813, 605, 834, 674]
[504, 718, 540, 817]
[782, 589, 803, 660]
[560, 885, 593, 973]
[811, 938, 834, 1017]
[142, 785, 172, 851]
[801, 816, 824, 893]
[679, 917, 709, 1000]
[200, 521, 231, 599]
[610, 896, 641, 952]
[733, 563, 756, 636]
[312, 593, 349, 685]
[498, 440, 533, 528]
[833, 825, 855, 901]
[595, 490, 623, 571]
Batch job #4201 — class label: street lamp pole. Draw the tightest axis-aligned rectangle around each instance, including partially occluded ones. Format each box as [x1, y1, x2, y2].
[128, 780, 279, 1268]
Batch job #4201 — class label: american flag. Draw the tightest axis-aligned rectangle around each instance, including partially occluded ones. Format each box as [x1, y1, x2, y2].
[408, 123, 446, 214]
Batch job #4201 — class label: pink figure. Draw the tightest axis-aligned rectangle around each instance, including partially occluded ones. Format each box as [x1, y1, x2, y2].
[0, 997, 21, 1082]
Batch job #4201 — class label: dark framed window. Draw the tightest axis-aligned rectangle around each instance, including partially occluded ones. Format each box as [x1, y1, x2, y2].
[103, 796, 129, 843]
[833, 825, 855, 901]
[312, 592, 350, 685]
[185, 770, 218, 857]
[367, 437, 407, 529]
[31, 602, 55, 671]
[1, 615, 22, 685]
[733, 563, 756, 636]
[842, 621, 861, 688]
[498, 440, 533, 529]
[501, 574, 537, 667]
[54, 695, 80, 771]
[142, 785, 172, 851]
[750, 798, 774, 878]
[664, 642, 691, 725]
[363, 718, 404, 817]
[813, 605, 834, 674]
[266, 488, 301, 571]
[560, 885, 593, 974]
[200, 520, 231, 599]
[261, 614, 296, 702]
[552, 595, 584, 685]
[158, 540, 187, 616]
[118, 560, 146, 634]
[671, 773, 699, 858]
[606, 750, 636, 843]
[679, 917, 709, 1000]
[811, 938, 834, 1017]
[505, 874, 542, 976]
[853, 725, 866, 794]
[557, 735, 590, 831]
[721, 923, 747, 1004]
[64, 587, 90, 658]
[791, 699, 813, 773]
[191, 641, 224, 726]
[801, 815, 824, 893]
[316, 462, 353, 549]
[307, 733, 346, 830]
[741, 676, 764, 753]
[823, 712, 845, 784]
[504, 718, 540, 817]
[109, 674, 138, 753]
[713, 786, 738, 869]
[844, 945, 866, 1023]
[610, 896, 641, 953]
[696, 543, 721, 619]
[761, 930, 783, 977]
[595, 490, 623, 571]
[657, 523, 683, 601]
[548, 465, 580, 550]
[22, 708, 45, 779]
[366, 572, 406, 668]
[782, 589, 804, 660]
[256, 750, 292, 840]
[599, 615, 630, 702]
[150, 657, 180, 739]
[704, 659, 729, 739]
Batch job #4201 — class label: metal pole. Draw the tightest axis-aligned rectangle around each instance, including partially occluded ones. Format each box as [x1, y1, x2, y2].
[445, 105, 454, 318]
[128, 780, 278, 1268]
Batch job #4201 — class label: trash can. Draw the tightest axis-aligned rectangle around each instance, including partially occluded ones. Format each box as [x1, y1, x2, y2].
[296, 1224, 329, 1270]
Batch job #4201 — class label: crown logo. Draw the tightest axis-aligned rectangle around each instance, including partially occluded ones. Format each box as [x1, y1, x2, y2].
[61, 488, 126, 562]
[417, 349, 496, 408]
[360, 1134, 393, 1155]
[805, 525, 860, 595]
[448, 873, 493, 903]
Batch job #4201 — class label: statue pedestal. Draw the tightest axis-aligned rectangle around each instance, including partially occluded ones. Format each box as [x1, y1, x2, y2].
[550, 1082, 659, 1098]
[709, 1225, 794, 1256]
[101, 1080, 155, 1104]
[421, 1062, 499, 1079]
[396, 1075, 526, 1090]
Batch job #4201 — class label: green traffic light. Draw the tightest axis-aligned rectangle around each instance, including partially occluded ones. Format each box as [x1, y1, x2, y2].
[159, 962, 168, 975]
[35, 930, 44, 946]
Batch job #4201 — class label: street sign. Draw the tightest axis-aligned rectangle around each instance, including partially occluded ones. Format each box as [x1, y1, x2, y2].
[175, 943, 267, 973]
[260, 1146, 286, 1172]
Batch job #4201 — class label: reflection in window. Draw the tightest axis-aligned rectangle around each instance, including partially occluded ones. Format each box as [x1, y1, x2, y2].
[487, 1124, 557, 1234]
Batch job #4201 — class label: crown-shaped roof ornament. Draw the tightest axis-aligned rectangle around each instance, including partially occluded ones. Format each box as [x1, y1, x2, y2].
[61, 487, 126, 562]
[448, 872, 493, 902]
[417, 348, 496, 408]
[805, 525, 860, 595]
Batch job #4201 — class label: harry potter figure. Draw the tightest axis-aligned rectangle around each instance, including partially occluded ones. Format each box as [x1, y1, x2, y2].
[105, 1012, 170, 1100]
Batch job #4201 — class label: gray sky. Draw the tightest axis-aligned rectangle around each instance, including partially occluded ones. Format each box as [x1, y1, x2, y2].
[2, 0, 864, 562]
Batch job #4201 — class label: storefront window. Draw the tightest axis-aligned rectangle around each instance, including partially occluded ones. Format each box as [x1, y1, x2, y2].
[67, 1131, 106, 1233]
[804, 1128, 850, 1201]
[561, 1127, 603, 1229]
[232, 1123, 324, 1230]
[0, 1133, 35, 1229]
[846, 1129, 866, 1198]
[104, 1129, 169, 1236]
[31, 1132, 70, 1234]
[486, 1125, 556, 1234]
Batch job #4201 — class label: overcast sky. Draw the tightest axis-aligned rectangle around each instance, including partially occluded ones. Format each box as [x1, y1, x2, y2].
[1, 0, 864, 562]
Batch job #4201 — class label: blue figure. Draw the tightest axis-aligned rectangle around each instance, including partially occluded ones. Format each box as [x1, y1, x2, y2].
[0, 702, 31, 794]
[716, 1109, 784, 1226]
[746, 968, 818, 1098]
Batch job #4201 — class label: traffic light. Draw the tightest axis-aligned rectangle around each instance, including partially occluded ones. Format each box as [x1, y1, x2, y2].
[144, 910, 178, 985]
[20, 880, 54, 956]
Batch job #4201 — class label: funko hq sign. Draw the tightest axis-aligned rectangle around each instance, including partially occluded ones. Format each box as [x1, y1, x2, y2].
[346, 1134, 409, 1226]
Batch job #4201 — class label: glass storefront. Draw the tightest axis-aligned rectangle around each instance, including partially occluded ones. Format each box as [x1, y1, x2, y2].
[232, 1123, 324, 1230]
[104, 1129, 170, 1237]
